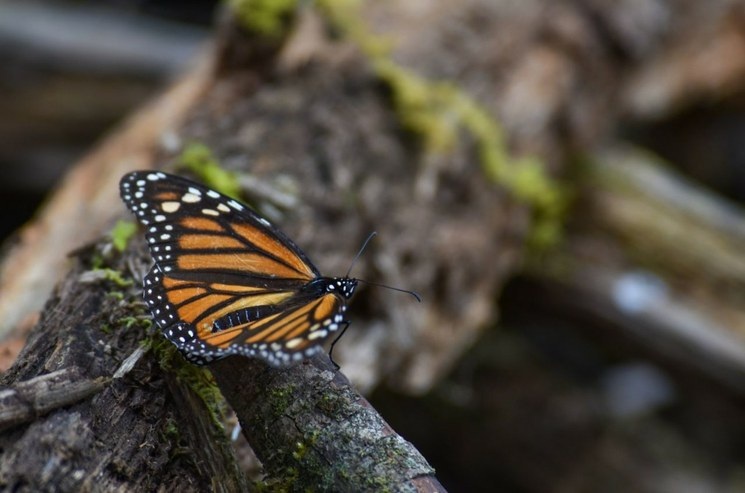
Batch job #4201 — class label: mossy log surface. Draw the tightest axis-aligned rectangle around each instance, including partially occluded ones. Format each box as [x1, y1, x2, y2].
[211, 355, 444, 491]
[0, 249, 248, 492]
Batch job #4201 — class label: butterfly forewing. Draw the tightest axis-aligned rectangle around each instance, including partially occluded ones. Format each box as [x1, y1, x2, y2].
[120, 171, 355, 366]
[121, 172, 318, 281]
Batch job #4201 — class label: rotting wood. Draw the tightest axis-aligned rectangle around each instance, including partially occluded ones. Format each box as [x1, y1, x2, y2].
[0, 237, 446, 490]
[0, 248, 249, 492]
[0, 368, 108, 433]
[211, 354, 446, 491]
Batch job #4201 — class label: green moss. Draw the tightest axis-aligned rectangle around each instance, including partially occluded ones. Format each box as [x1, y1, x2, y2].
[97, 268, 134, 288]
[106, 291, 125, 301]
[316, 390, 346, 415]
[177, 142, 241, 199]
[374, 60, 458, 152]
[255, 466, 300, 492]
[228, 0, 297, 37]
[317, 0, 568, 249]
[90, 252, 105, 270]
[143, 334, 228, 430]
[161, 415, 200, 467]
[117, 315, 151, 330]
[110, 220, 137, 252]
[305, 428, 320, 445]
[292, 441, 308, 461]
[163, 416, 181, 442]
[278, 429, 333, 490]
[267, 383, 298, 418]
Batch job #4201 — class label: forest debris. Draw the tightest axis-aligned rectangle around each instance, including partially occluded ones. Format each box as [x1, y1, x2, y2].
[0, 368, 108, 432]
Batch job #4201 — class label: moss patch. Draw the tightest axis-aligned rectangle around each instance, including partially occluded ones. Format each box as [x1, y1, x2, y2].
[96, 268, 134, 288]
[143, 334, 228, 430]
[228, 0, 297, 37]
[110, 220, 137, 253]
[317, 0, 567, 248]
[177, 142, 242, 199]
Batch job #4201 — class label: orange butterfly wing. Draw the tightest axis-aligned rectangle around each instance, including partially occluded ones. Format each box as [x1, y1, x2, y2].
[120, 171, 355, 366]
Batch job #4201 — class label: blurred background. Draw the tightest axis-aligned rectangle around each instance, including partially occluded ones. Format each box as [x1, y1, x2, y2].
[0, 0, 213, 241]
[3, 1, 745, 492]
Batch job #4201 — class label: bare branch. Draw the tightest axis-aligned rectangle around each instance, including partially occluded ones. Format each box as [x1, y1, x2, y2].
[211, 355, 446, 491]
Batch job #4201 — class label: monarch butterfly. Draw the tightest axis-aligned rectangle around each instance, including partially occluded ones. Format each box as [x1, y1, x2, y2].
[120, 171, 415, 367]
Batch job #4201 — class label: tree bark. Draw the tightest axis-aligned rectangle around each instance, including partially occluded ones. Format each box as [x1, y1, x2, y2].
[0, 247, 249, 492]
[211, 355, 444, 491]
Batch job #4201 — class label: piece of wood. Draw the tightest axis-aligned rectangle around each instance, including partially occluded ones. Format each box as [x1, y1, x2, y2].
[0, 368, 108, 432]
[211, 354, 445, 491]
[1, 5, 453, 488]
[0, 238, 445, 489]
[0, 249, 248, 491]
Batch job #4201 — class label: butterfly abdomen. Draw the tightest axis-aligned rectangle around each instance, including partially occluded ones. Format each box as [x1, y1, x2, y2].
[212, 305, 280, 332]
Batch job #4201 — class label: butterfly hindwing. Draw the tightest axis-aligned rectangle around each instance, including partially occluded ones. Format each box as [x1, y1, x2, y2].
[163, 292, 346, 365]
[120, 171, 357, 366]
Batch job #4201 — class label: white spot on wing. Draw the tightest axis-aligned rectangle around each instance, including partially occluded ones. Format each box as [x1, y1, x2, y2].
[285, 338, 304, 348]
[162, 201, 180, 213]
[228, 200, 244, 211]
[308, 330, 328, 340]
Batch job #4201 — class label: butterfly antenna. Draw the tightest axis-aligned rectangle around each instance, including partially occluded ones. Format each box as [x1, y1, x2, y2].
[346, 231, 422, 302]
[345, 231, 378, 278]
[357, 279, 422, 302]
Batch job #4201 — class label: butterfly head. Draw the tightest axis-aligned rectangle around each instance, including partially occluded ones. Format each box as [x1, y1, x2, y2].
[325, 276, 420, 302]
[331, 277, 358, 300]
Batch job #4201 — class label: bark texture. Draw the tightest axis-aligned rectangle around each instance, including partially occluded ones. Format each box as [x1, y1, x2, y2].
[0, 246, 248, 492]
[211, 355, 444, 491]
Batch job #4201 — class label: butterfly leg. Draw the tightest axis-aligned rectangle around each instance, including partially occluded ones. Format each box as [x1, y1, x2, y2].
[328, 320, 351, 370]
